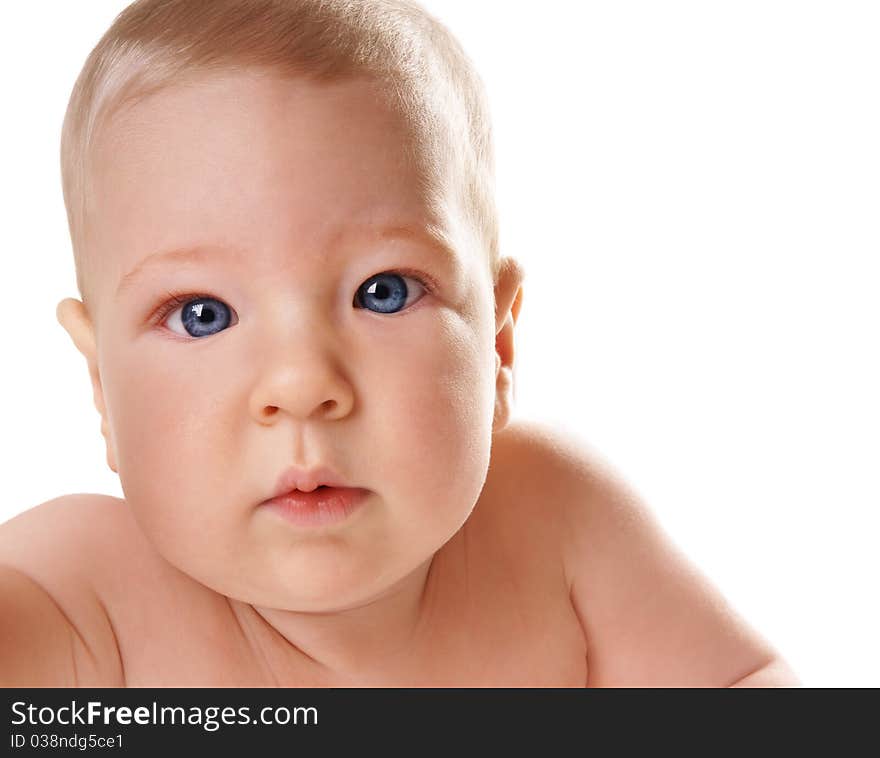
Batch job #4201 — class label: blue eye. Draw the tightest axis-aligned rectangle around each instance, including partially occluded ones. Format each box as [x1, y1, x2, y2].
[158, 271, 429, 339]
[165, 296, 234, 338]
[354, 272, 426, 314]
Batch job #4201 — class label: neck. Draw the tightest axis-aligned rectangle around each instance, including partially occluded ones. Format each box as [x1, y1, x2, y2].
[233, 557, 437, 683]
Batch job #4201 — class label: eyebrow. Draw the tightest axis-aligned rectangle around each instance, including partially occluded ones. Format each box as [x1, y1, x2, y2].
[115, 224, 460, 297]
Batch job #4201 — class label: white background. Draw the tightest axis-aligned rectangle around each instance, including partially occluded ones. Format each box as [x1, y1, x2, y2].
[2, 1, 878, 686]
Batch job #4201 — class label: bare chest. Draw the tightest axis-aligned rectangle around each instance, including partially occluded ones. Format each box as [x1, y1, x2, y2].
[104, 532, 586, 687]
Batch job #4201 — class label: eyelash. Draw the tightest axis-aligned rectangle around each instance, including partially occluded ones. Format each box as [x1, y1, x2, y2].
[149, 268, 437, 326]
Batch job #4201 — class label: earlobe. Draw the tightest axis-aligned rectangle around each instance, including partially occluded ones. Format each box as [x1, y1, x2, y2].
[492, 363, 515, 432]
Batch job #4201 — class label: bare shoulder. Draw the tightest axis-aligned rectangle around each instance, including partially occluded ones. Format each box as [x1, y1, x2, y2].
[0, 493, 139, 587]
[0, 494, 137, 686]
[477, 417, 615, 583]
[495, 419, 800, 687]
[485, 416, 612, 527]
[483, 418, 623, 572]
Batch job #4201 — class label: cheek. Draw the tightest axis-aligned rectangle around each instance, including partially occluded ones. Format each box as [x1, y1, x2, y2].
[99, 343, 242, 557]
[359, 309, 497, 515]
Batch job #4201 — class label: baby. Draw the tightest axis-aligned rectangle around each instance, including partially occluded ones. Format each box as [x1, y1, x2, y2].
[0, 0, 799, 687]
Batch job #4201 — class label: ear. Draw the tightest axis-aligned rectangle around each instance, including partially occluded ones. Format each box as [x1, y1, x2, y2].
[56, 298, 118, 474]
[492, 257, 525, 434]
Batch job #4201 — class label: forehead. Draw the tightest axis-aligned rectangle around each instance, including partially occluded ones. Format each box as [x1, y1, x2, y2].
[88, 70, 468, 295]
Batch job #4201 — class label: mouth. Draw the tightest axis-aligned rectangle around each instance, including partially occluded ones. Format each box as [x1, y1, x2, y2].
[261, 485, 370, 528]
[268, 464, 354, 499]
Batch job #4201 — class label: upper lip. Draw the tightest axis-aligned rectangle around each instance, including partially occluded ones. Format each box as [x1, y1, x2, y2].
[267, 465, 354, 499]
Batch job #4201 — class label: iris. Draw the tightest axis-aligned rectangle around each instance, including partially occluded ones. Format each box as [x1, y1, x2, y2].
[180, 299, 232, 338]
[355, 273, 410, 314]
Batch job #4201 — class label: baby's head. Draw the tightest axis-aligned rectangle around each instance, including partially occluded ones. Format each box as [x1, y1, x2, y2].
[56, 0, 524, 612]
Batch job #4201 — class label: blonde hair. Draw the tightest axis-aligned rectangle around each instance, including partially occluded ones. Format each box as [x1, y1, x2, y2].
[60, 0, 500, 308]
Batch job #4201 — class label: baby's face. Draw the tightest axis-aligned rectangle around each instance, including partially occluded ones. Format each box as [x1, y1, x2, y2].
[83, 70, 501, 611]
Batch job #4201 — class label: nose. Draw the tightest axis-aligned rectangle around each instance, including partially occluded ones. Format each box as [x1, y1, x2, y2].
[249, 339, 355, 424]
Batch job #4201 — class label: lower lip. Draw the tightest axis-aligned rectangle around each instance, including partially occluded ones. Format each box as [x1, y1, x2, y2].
[262, 487, 370, 527]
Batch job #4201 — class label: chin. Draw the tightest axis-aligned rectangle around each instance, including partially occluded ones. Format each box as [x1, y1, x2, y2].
[223, 556, 397, 612]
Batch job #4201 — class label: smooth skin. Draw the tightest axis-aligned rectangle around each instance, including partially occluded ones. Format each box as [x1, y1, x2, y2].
[0, 70, 799, 686]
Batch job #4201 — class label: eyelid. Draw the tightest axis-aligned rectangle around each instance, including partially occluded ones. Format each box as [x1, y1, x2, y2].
[150, 290, 217, 326]
[386, 267, 438, 294]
